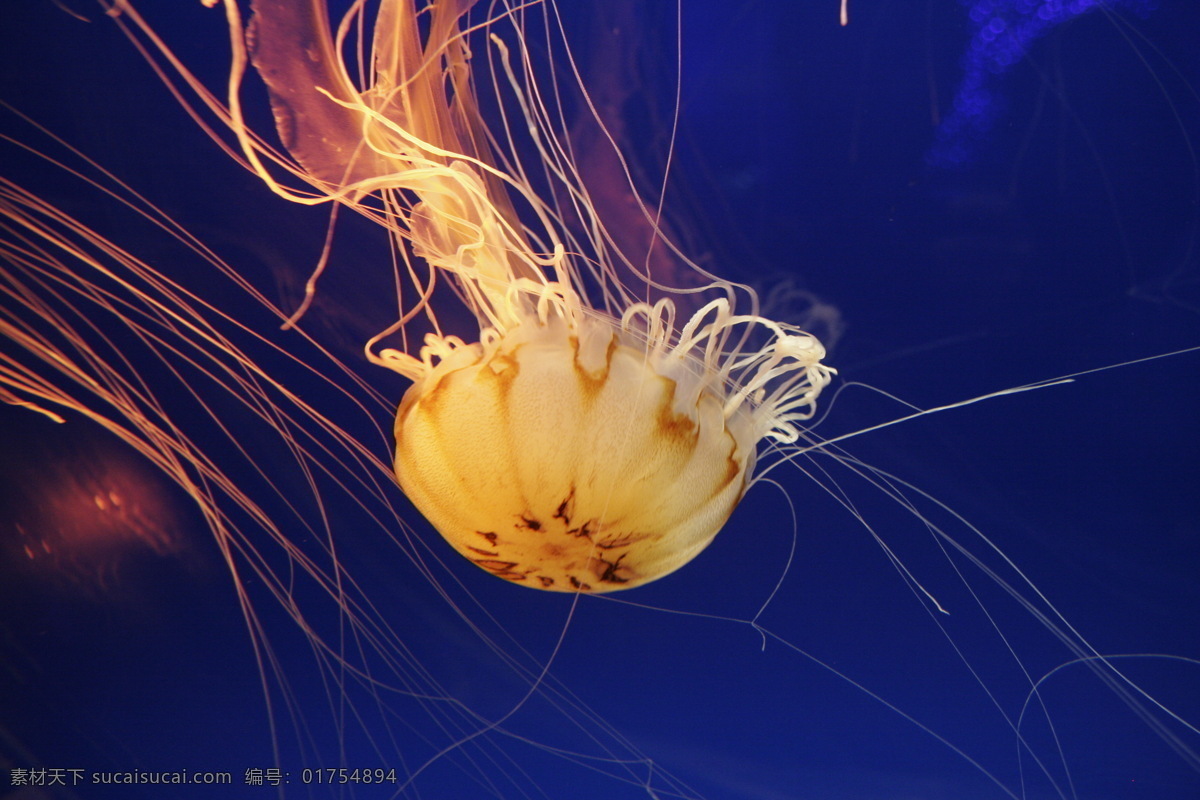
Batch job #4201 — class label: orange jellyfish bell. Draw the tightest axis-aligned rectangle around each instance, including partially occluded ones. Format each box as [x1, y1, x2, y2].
[392, 288, 829, 592]
[386, 272, 831, 591]
[394, 297, 744, 592]
[218, 0, 834, 591]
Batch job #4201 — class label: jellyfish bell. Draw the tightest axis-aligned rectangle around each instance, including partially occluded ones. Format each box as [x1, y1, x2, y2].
[391, 290, 829, 591]
[0, 414, 194, 599]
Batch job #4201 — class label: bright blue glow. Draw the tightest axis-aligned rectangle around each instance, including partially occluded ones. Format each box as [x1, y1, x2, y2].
[928, 0, 1158, 167]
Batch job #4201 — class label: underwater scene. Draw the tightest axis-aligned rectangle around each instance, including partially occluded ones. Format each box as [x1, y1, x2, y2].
[1, 1, 1198, 798]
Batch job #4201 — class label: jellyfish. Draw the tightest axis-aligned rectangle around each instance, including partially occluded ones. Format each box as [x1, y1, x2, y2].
[149, 0, 832, 594]
[1, 1, 1198, 798]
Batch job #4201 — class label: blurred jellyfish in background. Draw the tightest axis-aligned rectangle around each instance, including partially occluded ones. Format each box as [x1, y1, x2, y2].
[1, 1, 1198, 799]
[0, 421, 190, 600]
[927, 0, 1160, 169]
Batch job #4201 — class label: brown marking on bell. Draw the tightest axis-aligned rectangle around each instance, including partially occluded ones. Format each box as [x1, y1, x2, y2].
[570, 332, 619, 398]
[475, 559, 519, 572]
[715, 452, 741, 498]
[466, 546, 499, 556]
[568, 576, 592, 591]
[474, 558, 528, 582]
[485, 348, 520, 390]
[567, 519, 594, 540]
[595, 530, 646, 549]
[476, 531, 499, 546]
[405, 363, 457, 421]
[536, 575, 555, 588]
[588, 552, 633, 585]
[518, 514, 542, 531]
[553, 487, 576, 525]
[654, 382, 699, 447]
